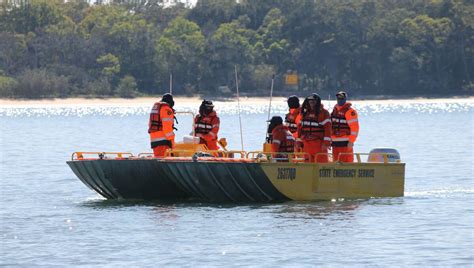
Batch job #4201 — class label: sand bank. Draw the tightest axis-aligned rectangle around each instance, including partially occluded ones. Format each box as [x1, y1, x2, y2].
[0, 96, 473, 107]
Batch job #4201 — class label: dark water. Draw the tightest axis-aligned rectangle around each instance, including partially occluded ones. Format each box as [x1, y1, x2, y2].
[1, 100, 473, 266]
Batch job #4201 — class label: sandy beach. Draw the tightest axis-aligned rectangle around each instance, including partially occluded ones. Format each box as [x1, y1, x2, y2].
[0, 96, 473, 107]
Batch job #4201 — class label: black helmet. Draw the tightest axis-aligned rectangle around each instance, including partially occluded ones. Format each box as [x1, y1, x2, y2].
[199, 100, 214, 115]
[287, 95, 300, 109]
[161, 93, 174, 108]
[201, 100, 214, 109]
[267, 115, 283, 125]
[312, 93, 321, 101]
[267, 116, 283, 135]
[302, 93, 321, 116]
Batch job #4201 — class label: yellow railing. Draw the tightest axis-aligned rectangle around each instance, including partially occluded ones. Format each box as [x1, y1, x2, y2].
[71, 152, 133, 161]
[137, 153, 154, 158]
[246, 151, 309, 163]
[164, 149, 246, 158]
[71, 150, 401, 164]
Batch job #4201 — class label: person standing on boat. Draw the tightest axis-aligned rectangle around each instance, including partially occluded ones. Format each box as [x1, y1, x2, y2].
[296, 94, 332, 163]
[268, 116, 296, 159]
[331, 91, 359, 162]
[285, 95, 300, 138]
[148, 93, 175, 157]
[194, 100, 220, 150]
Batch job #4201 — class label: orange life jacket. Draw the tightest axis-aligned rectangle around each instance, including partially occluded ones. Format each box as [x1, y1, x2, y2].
[300, 114, 329, 137]
[331, 103, 352, 136]
[148, 102, 169, 133]
[285, 108, 300, 134]
[296, 106, 332, 144]
[194, 111, 219, 135]
[271, 125, 296, 158]
[148, 102, 175, 149]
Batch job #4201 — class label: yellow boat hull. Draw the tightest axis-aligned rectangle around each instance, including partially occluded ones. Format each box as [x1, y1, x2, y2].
[262, 162, 405, 201]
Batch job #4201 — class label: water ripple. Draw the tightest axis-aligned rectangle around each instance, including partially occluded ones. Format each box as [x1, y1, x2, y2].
[1, 100, 472, 117]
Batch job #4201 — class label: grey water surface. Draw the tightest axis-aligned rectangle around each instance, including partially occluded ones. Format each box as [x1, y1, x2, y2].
[1, 101, 473, 266]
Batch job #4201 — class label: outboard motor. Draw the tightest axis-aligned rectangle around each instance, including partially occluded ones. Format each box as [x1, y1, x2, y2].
[368, 148, 401, 163]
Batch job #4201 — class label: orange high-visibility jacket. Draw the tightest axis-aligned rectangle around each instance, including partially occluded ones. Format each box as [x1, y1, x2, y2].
[331, 103, 359, 145]
[148, 102, 175, 148]
[296, 105, 332, 146]
[285, 108, 300, 136]
[271, 124, 296, 153]
[194, 111, 220, 144]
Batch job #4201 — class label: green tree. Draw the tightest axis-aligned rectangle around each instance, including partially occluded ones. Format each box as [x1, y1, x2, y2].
[400, 15, 454, 92]
[116, 75, 138, 98]
[155, 17, 206, 93]
[209, 17, 257, 90]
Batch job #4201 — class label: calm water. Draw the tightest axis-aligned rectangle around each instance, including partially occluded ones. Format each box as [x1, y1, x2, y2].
[1, 100, 473, 266]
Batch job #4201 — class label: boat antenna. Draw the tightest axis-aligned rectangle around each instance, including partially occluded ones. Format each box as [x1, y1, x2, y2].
[234, 65, 244, 152]
[265, 74, 275, 143]
[267, 74, 275, 121]
[328, 94, 331, 109]
[169, 73, 173, 94]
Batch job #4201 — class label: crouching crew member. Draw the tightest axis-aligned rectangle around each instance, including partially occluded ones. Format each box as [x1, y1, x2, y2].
[268, 116, 295, 159]
[194, 100, 220, 150]
[331, 91, 359, 162]
[296, 94, 332, 163]
[285, 95, 300, 138]
[148, 93, 175, 157]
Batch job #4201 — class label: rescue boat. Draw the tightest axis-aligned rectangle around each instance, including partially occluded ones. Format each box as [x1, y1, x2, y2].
[67, 143, 405, 202]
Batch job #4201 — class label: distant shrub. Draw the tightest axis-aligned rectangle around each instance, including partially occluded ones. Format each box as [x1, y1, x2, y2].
[0, 75, 18, 97]
[184, 83, 195, 96]
[116, 75, 138, 98]
[84, 78, 112, 97]
[47, 64, 92, 95]
[252, 64, 275, 93]
[13, 69, 70, 98]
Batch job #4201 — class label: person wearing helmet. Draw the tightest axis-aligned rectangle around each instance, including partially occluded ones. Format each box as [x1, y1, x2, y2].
[331, 91, 359, 162]
[267, 116, 296, 160]
[296, 93, 332, 163]
[148, 93, 175, 157]
[284, 95, 301, 138]
[194, 100, 220, 150]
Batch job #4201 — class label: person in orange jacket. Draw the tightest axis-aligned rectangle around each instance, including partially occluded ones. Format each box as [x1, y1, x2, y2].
[331, 91, 359, 162]
[194, 100, 220, 150]
[268, 116, 296, 160]
[296, 94, 332, 163]
[284, 95, 300, 138]
[148, 93, 175, 157]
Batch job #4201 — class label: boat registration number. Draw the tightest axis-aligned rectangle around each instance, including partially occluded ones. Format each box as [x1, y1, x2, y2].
[277, 168, 296, 180]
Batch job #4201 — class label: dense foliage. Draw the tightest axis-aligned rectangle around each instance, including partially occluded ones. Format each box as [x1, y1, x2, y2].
[0, 0, 472, 98]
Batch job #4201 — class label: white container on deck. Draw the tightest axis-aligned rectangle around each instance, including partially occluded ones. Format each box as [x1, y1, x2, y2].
[183, 135, 200, 144]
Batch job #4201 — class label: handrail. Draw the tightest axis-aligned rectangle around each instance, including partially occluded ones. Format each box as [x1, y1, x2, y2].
[137, 153, 154, 158]
[71, 150, 402, 163]
[71, 152, 133, 161]
[246, 151, 309, 163]
[164, 149, 246, 159]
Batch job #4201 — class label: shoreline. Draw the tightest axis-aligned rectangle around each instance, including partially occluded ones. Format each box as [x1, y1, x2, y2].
[0, 96, 473, 107]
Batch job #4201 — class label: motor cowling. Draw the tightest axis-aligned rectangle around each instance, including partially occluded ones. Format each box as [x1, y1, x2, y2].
[368, 148, 401, 163]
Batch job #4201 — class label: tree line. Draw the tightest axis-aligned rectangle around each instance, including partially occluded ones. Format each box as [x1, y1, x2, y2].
[0, 0, 472, 98]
